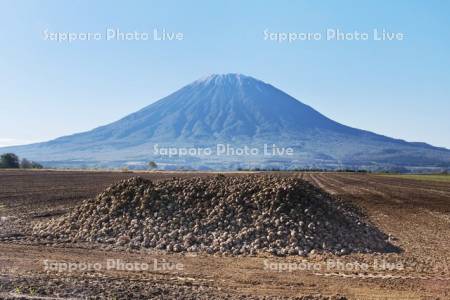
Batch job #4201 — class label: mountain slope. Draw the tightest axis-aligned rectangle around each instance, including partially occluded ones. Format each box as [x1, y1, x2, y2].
[2, 74, 450, 169]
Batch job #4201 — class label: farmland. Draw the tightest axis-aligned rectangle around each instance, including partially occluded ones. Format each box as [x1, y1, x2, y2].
[379, 173, 450, 183]
[0, 170, 449, 299]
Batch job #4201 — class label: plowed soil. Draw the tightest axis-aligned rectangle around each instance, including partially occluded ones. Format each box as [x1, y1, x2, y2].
[0, 170, 449, 299]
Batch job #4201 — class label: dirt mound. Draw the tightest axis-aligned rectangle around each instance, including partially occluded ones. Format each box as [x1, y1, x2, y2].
[33, 175, 395, 256]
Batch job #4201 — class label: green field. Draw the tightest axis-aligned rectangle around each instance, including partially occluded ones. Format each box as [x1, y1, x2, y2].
[379, 174, 450, 183]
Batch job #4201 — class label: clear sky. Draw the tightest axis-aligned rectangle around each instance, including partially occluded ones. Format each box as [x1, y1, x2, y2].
[1, 0, 449, 148]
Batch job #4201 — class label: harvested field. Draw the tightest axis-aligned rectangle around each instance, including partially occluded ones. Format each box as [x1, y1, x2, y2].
[378, 174, 450, 183]
[1, 170, 449, 299]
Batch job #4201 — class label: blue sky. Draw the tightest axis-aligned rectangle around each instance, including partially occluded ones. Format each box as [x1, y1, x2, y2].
[1, 0, 450, 148]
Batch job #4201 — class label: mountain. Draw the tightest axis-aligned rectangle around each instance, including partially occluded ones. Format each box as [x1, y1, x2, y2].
[2, 73, 450, 170]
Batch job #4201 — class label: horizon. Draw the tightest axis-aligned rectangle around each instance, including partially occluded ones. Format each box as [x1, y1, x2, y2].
[1, 1, 450, 149]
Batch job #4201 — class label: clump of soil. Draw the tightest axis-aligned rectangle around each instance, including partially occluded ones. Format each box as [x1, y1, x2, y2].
[33, 175, 396, 256]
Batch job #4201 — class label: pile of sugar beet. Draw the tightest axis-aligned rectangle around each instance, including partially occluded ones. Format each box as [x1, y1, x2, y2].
[33, 175, 396, 256]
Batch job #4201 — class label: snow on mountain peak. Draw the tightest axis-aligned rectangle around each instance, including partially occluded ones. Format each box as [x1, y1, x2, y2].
[194, 73, 261, 86]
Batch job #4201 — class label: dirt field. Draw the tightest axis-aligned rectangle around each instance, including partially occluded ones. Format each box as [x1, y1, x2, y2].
[0, 170, 449, 299]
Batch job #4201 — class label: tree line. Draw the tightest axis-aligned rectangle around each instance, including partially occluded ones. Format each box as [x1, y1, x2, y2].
[0, 153, 43, 169]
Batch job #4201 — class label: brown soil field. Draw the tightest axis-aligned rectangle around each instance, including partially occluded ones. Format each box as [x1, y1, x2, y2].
[0, 170, 449, 299]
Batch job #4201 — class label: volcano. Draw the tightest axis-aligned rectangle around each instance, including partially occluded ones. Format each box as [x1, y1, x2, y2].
[3, 74, 450, 170]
